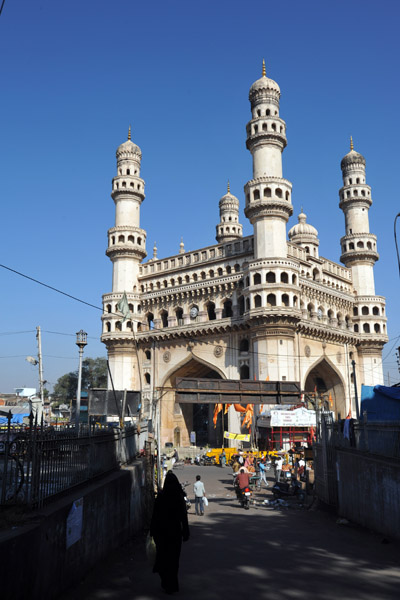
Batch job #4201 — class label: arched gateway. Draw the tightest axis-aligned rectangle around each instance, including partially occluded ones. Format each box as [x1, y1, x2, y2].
[160, 358, 225, 447]
[304, 358, 347, 418]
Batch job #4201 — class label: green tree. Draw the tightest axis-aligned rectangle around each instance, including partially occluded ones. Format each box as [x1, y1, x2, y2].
[52, 357, 107, 402]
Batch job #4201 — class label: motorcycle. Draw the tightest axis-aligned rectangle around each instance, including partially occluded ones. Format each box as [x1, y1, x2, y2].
[236, 485, 252, 509]
[200, 454, 216, 466]
[181, 481, 191, 512]
[272, 477, 305, 503]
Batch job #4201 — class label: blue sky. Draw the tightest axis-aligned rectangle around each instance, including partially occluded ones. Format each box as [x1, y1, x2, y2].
[1, 0, 399, 393]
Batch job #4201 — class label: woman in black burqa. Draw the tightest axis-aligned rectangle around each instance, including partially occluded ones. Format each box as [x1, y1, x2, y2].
[150, 471, 190, 594]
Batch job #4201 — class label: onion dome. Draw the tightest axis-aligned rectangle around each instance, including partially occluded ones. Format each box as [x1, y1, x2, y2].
[116, 125, 142, 159]
[249, 59, 280, 98]
[288, 210, 319, 243]
[219, 181, 239, 210]
[340, 137, 365, 170]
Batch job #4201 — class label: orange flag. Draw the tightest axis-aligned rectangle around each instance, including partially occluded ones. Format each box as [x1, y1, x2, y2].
[265, 375, 270, 381]
[224, 403, 231, 414]
[242, 404, 254, 429]
[213, 403, 223, 428]
[328, 393, 333, 408]
[233, 404, 246, 413]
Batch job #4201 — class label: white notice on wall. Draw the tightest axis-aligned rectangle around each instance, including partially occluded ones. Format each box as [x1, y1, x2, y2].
[66, 497, 83, 549]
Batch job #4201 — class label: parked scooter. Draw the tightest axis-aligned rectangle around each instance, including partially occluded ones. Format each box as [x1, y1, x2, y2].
[181, 481, 191, 512]
[272, 477, 305, 502]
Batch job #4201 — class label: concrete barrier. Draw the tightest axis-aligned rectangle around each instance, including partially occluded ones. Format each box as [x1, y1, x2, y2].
[0, 461, 147, 600]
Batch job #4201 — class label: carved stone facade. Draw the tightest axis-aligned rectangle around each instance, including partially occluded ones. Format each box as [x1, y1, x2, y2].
[101, 66, 388, 447]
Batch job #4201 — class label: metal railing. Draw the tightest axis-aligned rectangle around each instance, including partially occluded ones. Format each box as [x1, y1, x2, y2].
[0, 414, 139, 508]
[315, 411, 400, 459]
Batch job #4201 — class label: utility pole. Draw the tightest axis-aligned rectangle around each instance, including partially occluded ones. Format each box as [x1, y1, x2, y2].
[351, 360, 360, 420]
[36, 326, 45, 416]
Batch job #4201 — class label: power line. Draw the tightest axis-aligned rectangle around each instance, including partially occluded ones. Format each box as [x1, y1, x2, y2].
[2, 261, 399, 369]
[0, 263, 103, 313]
[0, 1, 6, 17]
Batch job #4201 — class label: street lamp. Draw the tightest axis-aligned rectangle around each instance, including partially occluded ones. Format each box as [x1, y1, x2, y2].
[75, 330, 87, 433]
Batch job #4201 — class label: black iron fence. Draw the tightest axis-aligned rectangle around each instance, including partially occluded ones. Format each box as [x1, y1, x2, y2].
[0, 414, 139, 508]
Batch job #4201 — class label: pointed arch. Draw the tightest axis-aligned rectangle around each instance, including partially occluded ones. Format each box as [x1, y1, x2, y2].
[303, 356, 347, 418]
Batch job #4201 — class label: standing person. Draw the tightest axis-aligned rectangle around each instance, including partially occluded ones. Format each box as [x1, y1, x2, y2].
[275, 455, 283, 482]
[193, 474, 206, 515]
[220, 448, 226, 468]
[259, 458, 269, 487]
[150, 471, 190, 594]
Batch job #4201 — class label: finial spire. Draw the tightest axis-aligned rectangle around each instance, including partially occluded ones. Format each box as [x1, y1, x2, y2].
[227, 180, 230, 193]
[152, 241, 157, 260]
[262, 58, 266, 77]
[350, 136, 354, 151]
[179, 237, 185, 254]
[128, 125, 131, 141]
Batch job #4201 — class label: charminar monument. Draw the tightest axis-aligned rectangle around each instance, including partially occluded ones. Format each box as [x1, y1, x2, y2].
[101, 63, 387, 447]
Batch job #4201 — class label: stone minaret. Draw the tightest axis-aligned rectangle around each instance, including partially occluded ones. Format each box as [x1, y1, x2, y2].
[339, 138, 378, 295]
[244, 60, 293, 258]
[102, 127, 147, 389]
[339, 138, 387, 386]
[216, 182, 243, 243]
[242, 63, 299, 384]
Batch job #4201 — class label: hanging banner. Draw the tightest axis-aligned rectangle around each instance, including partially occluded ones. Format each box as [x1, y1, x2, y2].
[224, 431, 250, 441]
[270, 407, 317, 427]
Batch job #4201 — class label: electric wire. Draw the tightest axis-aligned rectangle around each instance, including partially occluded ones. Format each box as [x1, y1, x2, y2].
[1, 261, 399, 376]
[0, 0, 6, 17]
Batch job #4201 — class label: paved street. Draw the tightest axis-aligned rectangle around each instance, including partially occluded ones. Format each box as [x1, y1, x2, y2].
[60, 465, 400, 600]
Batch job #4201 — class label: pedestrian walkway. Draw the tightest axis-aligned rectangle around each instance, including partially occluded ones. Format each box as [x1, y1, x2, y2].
[60, 465, 400, 600]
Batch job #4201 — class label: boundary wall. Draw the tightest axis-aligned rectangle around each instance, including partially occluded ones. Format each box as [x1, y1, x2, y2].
[0, 461, 147, 600]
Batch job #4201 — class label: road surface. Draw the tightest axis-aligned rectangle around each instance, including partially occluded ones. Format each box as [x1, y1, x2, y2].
[60, 464, 400, 600]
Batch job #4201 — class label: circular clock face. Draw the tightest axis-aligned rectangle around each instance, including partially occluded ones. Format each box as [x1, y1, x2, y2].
[190, 307, 198, 319]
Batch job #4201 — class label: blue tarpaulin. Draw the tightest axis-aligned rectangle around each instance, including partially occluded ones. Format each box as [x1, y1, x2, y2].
[0, 413, 28, 425]
[360, 385, 400, 421]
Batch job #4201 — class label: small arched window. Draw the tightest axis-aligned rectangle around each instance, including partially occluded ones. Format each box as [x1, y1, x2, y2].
[240, 364, 250, 379]
[145, 350, 151, 360]
[145, 373, 151, 385]
[267, 294, 276, 307]
[239, 338, 249, 352]
[253, 273, 261, 285]
[280, 272, 289, 284]
[266, 272, 276, 283]
[363, 323, 370, 333]
[222, 299, 233, 318]
[253, 190, 260, 201]
[282, 294, 289, 307]
[254, 294, 262, 308]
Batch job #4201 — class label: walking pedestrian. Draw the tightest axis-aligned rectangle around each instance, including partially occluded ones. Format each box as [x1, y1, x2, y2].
[193, 474, 206, 515]
[150, 471, 190, 595]
[275, 455, 283, 482]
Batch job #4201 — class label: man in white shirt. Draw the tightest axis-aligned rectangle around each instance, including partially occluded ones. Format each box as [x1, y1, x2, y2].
[193, 475, 206, 516]
[275, 456, 283, 482]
